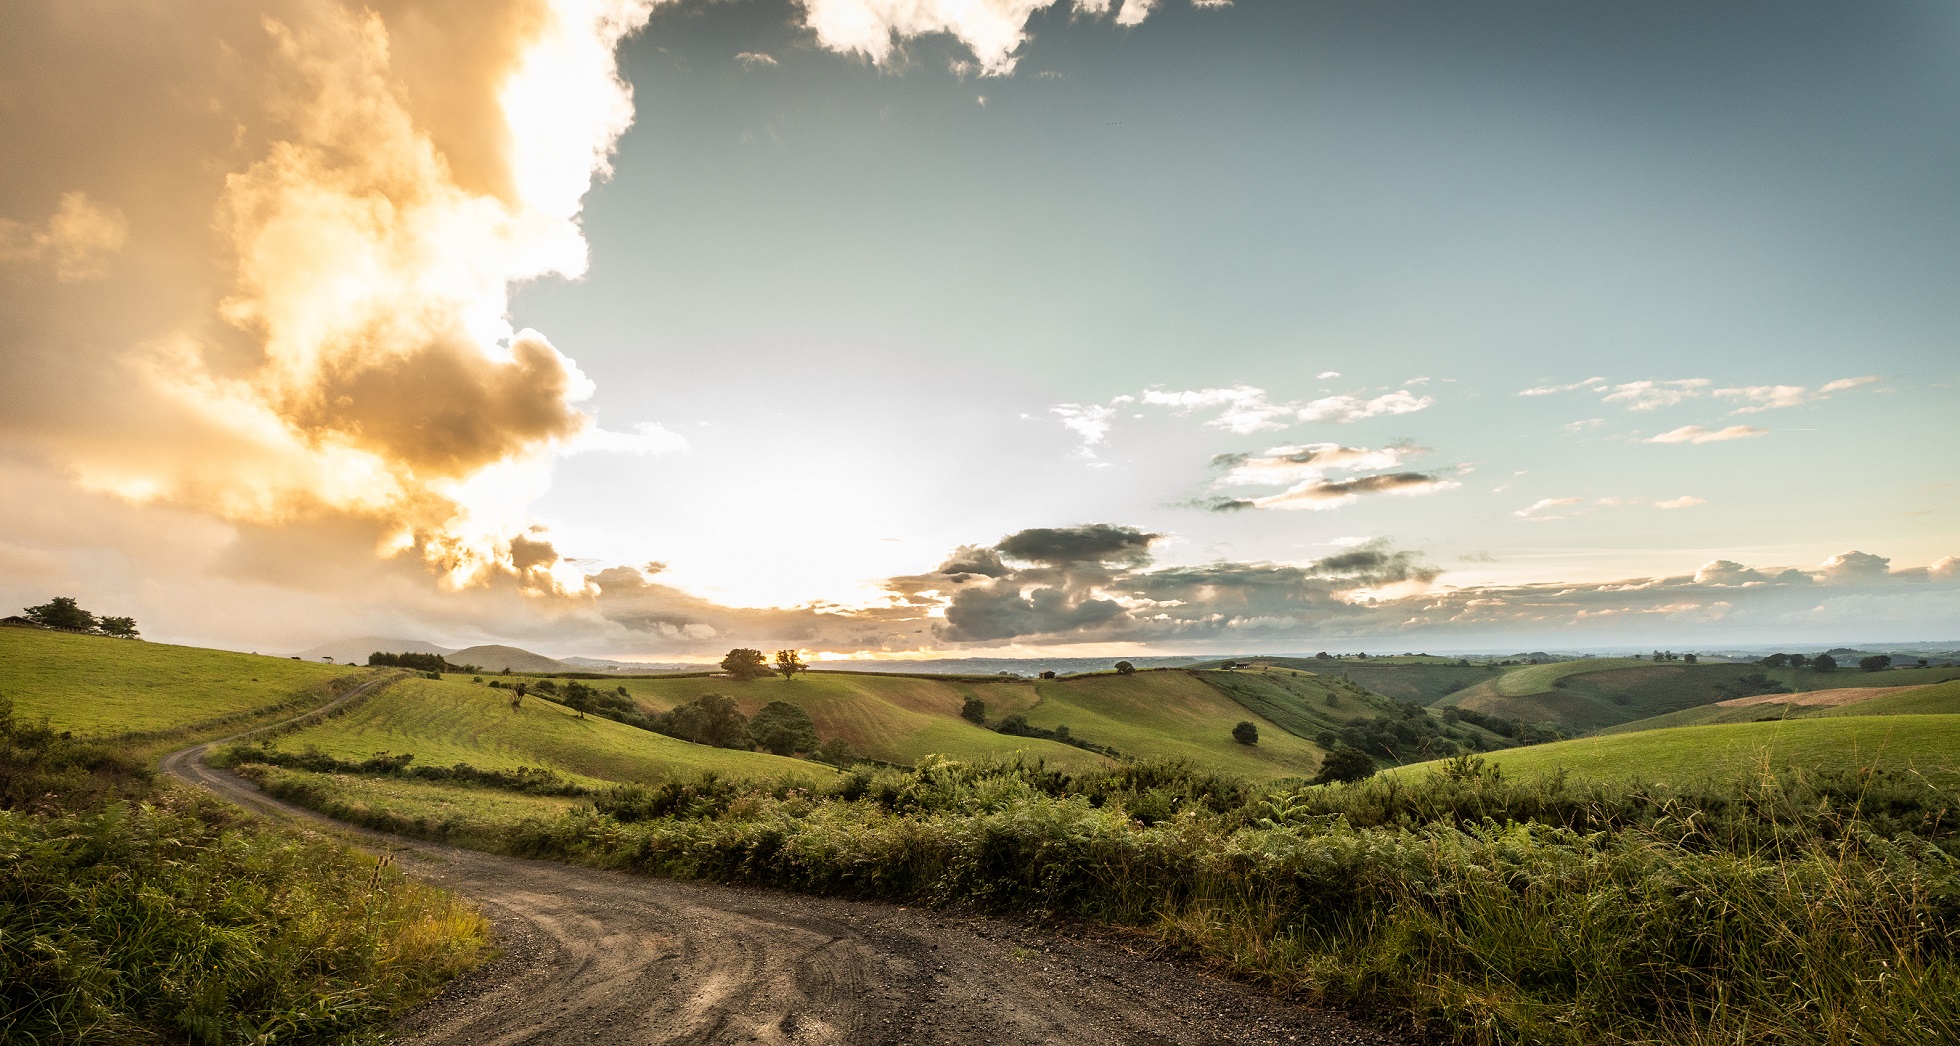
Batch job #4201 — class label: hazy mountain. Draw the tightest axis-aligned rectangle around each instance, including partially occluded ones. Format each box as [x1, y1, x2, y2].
[447, 644, 573, 673]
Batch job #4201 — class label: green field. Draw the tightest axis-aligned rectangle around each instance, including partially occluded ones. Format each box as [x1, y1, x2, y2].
[1015, 671, 1325, 779]
[1599, 679, 1960, 733]
[601, 671, 1108, 770]
[266, 676, 828, 786]
[1193, 668, 1396, 737]
[0, 626, 358, 737]
[1448, 661, 1775, 735]
[1395, 713, 1960, 787]
[244, 764, 583, 831]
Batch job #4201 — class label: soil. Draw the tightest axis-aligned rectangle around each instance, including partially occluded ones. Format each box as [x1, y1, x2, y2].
[163, 697, 1406, 1046]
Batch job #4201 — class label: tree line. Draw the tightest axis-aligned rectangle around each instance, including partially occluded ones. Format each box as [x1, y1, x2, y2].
[16, 596, 139, 639]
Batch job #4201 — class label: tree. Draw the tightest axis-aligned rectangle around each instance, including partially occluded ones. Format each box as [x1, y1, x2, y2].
[23, 597, 95, 632]
[1859, 654, 1893, 673]
[652, 694, 752, 749]
[1232, 721, 1259, 745]
[1314, 651, 1332, 661]
[773, 649, 807, 681]
[748, 700, 820, 755]
[1813, 654, 1838, 672]
[1114, 661, 1136, 676]
[959, 695, 987, 725]
[1683, 653, 1697, 663]
[1761, 653, 1791, 668]
[95, 616, 140, 640]
[561, 681, 599, 719]
[509, 682, 526, 710]
[721, 648, 770, 681]
[1789, 653, 1810, 669]
[1313, 745, 1376, 784]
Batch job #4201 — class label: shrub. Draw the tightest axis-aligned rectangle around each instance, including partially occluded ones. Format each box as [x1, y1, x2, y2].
[748, 700, 820, 755]
[1231, 721, 1259, 745]
[960, 695, 987, 724]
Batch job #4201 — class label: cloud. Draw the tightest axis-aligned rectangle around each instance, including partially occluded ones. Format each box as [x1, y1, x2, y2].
[1051, 402, 1116, 446]
[1647, 425, 1767, 445]
[1130, 383, 1434, 435]
[1602, 379, 1711, 411]
[1716, 376, 1879, 413]
[795, 0, 1187, 75]
[735, 51, 778, 67]
[0, 191, 128, 281]
[565, 422, 689, 456]
[1317, 370, 1340, 379]
[1817, 550, 1892, 585]
[1204, 442, 1454, 512]
[1694, 560, 1771, 586]
[1211, 472, 1455, 512]
[1513, 497, 1585, 519]
[1655, 495, 1706, 509]
[1932, 557, 1959, 581]
[1519, 377, 1606, 397]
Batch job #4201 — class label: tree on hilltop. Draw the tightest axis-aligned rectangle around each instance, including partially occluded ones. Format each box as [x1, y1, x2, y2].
[1859, 655, 1893, 673]
[1813, 654, 1838, 672]
[24, 597, 97, 632]
[1114, 661, 1135, 675]
[721, 648, 770, 681]
[773, 649, 807, 681]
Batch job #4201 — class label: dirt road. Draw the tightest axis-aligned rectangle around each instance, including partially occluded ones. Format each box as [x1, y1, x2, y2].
[164, 692, 1403, 1046]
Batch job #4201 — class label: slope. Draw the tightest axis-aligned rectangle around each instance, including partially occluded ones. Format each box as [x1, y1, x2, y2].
[448, 644, 573, 673]
[263, 676, 827, 786]
[1392, 714, 1960, 787]
[1599, 679, 1960, 733]
[1447, 662, 1769, 735]
[1015, 671, 1326, 779]
[1, 626, 359, 737]
[610, 672, 1108, 770]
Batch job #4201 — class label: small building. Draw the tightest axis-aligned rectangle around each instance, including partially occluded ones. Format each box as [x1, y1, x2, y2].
[1, 615, 46, 629]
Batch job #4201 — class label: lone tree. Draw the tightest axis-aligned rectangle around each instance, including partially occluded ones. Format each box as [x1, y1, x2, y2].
[1813, 653, 1838, 672]
[960, 695, 987, 724]
[652, 693, 752, 749]
[1313, 744, 1377, 784]
[1232, 721, 1259, 745]
[1113, 660, 1136, 676]
[23, 596, 97, 632]
[748, 700, 820, 755]
[773, 649, 807, 681]
[720, 648, 770, 681]
[1859, 654, 1894, 673]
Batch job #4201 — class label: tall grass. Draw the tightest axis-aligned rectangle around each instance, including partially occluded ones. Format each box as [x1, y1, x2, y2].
[459, 755, 1958, 1045]
[0, 699, 490, 1044]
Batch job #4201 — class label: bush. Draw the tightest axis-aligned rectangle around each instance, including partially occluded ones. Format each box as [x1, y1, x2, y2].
[1312, 744, 1376, 784]
[960, 695, 987, 724]
[651, 694, 752, 750]
[1231, 721, 1259, 745]
[748, 700, 819, 755]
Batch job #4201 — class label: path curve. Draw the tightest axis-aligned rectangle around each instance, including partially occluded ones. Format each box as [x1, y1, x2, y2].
[162, 680, 1402, 1046]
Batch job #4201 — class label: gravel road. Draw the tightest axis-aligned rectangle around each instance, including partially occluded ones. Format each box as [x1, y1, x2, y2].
[163, 690, 1405, 1046]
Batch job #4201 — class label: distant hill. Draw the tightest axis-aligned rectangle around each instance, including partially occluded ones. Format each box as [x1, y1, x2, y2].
[559, 656, 704, 673]
[447, 644, 572, 673]
[295, 636, 453, 665]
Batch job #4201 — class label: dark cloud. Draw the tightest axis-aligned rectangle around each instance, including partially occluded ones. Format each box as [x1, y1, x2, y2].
[994, 524, 1158, 567]
[1209, 472, 1451, 512]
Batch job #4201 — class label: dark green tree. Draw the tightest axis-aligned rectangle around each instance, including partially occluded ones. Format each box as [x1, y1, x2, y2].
[959, 695, 987, 724]
[1232, 721, 1259, 745]
[23, 597, 95, 632]
[721, 648, 770, 681]
[561, 681, 599, 719]
[1813, 653, 1838, 672]
[773, 649, 807, 681]
[1114, 661, 1136, 675]
[95, 616, 140, 639]
[653, 694, 752, 749]
[748, 700, 820, 755]
[1859, 655, 1893, 673]
[1313, 744, 1377, 784]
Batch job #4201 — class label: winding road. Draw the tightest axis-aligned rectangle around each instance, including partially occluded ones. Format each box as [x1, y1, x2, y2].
[163, 679, 1403, 1046]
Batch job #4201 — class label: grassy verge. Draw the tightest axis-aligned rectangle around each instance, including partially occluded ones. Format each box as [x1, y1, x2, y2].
[0, 699, 491, 1044]
[254, 748, 1960, 1045]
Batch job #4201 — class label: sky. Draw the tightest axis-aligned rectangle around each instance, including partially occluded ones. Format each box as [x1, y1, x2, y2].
[1, 0, 1956, 659]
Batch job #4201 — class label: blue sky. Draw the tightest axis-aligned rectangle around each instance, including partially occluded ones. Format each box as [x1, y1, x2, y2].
[2, 0, 1955, 656]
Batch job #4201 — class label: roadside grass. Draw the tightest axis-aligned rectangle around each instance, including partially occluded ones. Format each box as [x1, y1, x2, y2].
[1390, 713, 1960, 787]
[237, 765, 583, 850]
[1017, 672, 1325, 779]
[265, 676, 831, 786]
[607, 671, 1102, 769]
[472, 757, 1960, 1046]
[0, 627, 359, 738]
[0, 699, 489, 1044]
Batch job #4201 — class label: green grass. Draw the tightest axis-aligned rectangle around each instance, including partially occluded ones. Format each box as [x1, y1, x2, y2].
[606, 672, 1107, 769]
[266, 677, 830, 786]
[239, 764, 583, 847]
[1599, 679, 1960, 733]
[1191, 668, 1388, 740]
[1394, 714, 1960, 787]
[1490, 657, 1651, 696]
[1780, 665, 1960, 691]
[1450, 662, 1773, 735]
[0, 627, 358, 738]
[1016, 672, 1325, 779]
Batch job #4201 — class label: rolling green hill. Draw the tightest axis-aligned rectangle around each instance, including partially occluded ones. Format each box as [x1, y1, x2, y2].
[1194, 656, 1495, 705]
[1598, 679, 1960, 733]
[263, 676, 826, 787]
[1393, 714, 1960, 786]
[1447, 661, 1774, 735]
[1016, 671, 1326, 779]
[0, 626, 358, 738]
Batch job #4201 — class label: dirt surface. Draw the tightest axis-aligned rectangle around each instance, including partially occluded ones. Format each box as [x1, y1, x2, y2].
[1718, 684, 1919, 708]
[163, 699, 1406, 1046]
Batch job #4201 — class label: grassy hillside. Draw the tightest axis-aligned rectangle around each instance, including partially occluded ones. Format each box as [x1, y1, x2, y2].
[265, 676, 827, 786]
[1193, 668, 1393, 738]
[0, 626, 358, 737]
[1395, 714, 1960, 786]
[1600, 679, 1960, 733]
[606, 672, 1107, 770]
[1195, 657, 1495, 705]
[1015, 671, 1325, 779]
[1449, 662, 1772, 735]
